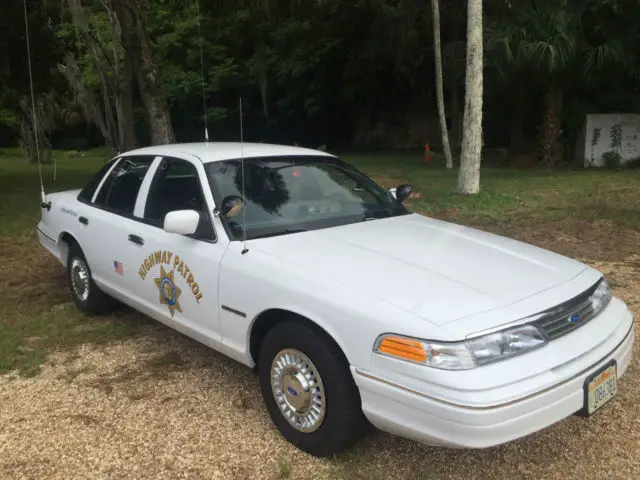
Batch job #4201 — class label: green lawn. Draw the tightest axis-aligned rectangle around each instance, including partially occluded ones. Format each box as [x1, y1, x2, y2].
[0, 148, 148, 376]
[1, 147, 640, 376]
[346, 151, 640, 229]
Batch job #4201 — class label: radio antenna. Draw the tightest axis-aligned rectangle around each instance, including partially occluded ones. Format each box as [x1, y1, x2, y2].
[23, 0, 46, 204]
[239, 97, 248, 254]
[195, 0, 208, 142]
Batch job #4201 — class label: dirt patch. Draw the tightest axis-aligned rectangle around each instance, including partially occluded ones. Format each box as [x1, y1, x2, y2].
[498, 218, 640, 263]
[0, 234, 68, 316]
[0, 339, 336, 479]
[1, 313, 638, 480]
[426, 213, 640, 265]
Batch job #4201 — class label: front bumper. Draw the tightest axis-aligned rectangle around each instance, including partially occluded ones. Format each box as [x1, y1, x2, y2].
[352, 310, 635, 449]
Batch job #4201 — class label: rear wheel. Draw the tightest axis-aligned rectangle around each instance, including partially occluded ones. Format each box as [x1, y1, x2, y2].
[258, 321, 369, 457]
[67, 244, 116, 315]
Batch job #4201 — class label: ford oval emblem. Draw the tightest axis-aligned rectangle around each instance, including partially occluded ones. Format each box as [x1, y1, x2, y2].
[287, 386, 299, 397]
[569, 313, 581, 323]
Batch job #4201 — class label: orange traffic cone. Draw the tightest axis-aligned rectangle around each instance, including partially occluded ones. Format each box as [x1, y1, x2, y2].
[423, 143, 431, 163]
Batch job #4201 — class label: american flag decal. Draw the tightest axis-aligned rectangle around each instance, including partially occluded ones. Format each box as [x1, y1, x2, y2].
[114, 260, 124, 275]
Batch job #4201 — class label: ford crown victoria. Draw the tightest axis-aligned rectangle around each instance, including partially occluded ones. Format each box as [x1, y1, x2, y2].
[36, 142, 635, 457]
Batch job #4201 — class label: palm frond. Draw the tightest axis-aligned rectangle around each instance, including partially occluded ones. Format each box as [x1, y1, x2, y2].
[583, 39, 625, 78]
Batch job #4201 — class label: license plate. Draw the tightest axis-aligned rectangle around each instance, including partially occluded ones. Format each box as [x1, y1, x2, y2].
[584, 360, 617, 415]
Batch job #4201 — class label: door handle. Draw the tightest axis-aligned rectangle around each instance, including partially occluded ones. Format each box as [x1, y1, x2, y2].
[79, 216, 89, 225]
[128, 234, 144, 246]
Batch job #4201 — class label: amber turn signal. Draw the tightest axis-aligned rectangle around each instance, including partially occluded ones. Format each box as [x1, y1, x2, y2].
[376, 336, 427, 363]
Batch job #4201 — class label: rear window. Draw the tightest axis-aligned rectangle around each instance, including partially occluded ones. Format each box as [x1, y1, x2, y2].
[77, 158, 119, 203]
[94, 156, 154, 216]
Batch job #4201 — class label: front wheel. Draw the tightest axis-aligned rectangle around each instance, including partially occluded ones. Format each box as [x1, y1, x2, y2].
[67, 244, 116, 315]
[258, 321, 369, 457]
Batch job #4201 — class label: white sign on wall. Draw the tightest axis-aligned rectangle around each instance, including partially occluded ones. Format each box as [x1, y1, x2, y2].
[583, 114, 640, 167]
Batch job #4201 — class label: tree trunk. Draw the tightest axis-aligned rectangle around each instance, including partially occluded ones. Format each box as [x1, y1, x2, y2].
[536, 87, 563, 167]
[431, 0, 453, 169]
[457, 0, 483, 195]
[110, 0, 174, 145]
[509, 80, 526, 153]
[450, 77, 461, 152]
[256, 45, 269, 121]
[117, 51, 136, 151]
[107, 3, 135, 152]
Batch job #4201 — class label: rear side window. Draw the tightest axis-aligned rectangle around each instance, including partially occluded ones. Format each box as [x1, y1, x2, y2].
[94, 156, 153, 216]
[78, 158, 118, 203]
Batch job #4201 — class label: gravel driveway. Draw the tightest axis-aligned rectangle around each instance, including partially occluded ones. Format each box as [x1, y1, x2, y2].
[1, 236, 639, 479]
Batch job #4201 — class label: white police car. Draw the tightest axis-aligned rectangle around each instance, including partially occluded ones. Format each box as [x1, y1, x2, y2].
[37, 142, 634, 457]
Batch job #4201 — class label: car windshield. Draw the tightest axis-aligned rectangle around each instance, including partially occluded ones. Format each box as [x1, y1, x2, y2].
[205, 155, 409, 240]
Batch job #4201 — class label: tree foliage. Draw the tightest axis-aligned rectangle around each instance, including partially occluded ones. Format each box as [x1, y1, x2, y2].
[2, 0, 640, 166]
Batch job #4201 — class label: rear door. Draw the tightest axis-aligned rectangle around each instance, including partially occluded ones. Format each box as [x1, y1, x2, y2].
[125, 155, 228, 343]
[80, 155, 159, 301]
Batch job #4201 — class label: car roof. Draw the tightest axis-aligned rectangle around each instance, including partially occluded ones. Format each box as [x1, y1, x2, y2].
[119, 142, 335, 164]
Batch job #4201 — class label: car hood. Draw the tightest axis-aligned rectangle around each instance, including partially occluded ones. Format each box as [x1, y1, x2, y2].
[251, 213, 587, 325]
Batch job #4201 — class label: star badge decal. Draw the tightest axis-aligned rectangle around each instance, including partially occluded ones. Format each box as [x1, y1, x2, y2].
[154, 265, 183, 318]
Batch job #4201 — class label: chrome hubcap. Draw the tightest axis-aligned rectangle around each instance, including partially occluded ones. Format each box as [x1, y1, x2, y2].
[271, 348, 326, 433]
[70, 257, 90, 302]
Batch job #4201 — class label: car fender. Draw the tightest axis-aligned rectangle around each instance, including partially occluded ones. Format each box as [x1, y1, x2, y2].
[218, 243, 432, 371]
[246, 303, 351, 365]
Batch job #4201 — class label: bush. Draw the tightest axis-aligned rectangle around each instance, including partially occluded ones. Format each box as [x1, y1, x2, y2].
[626, 156, 640, 169]
[602, 150, 622, 169]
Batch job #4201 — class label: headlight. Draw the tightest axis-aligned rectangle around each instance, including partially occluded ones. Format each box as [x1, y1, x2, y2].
[590, 277, 612, 315]
[466, 324, 547, 366]
[374, 324, 547, 370]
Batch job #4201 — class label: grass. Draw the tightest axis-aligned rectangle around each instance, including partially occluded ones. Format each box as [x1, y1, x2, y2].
[0, 299, 143, 377]
[345, 151, 640, 229]
[0, 147, 149, 376]
[1, 146, 640, 376]
[277, 456, 293, 479]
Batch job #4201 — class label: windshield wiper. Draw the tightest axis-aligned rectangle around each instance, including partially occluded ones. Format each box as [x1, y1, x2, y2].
[362, 210, 392, 221]
[363, 205, 410, 222]
[249, 228, 308, 240]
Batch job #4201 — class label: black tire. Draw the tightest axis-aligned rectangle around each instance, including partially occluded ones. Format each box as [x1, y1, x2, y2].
[67, 244, 116, 315]
[258, 321, 369, 457]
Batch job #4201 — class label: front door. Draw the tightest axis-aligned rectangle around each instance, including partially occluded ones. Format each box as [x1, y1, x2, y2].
[126, 155, 228, 344]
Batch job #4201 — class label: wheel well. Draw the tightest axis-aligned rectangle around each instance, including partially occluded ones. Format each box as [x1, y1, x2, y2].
[249, 309, 346, 367]
[59, 232, 79, 265]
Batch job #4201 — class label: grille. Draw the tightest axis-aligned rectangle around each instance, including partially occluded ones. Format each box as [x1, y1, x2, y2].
[532, 280, 608, 341]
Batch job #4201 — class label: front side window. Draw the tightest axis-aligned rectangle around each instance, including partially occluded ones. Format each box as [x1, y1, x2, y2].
[144, 157, 215, 240]
[205, 155, 408, 240]
[94, 156, 153, 216]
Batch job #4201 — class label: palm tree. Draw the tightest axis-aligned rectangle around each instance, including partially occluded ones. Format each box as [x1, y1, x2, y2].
[486, 0, 625, 166]
[457, 0, 483, 194]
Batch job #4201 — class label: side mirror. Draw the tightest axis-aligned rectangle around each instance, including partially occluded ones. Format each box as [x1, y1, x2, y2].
[163, 210, 200, 235]
[395, 184, 413, 203]
[219, 195, 245, 219]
